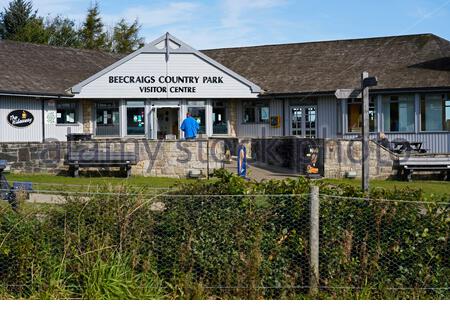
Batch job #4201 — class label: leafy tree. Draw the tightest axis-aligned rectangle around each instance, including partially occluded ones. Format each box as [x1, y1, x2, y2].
[11, 15, 48, 43]
[46, 15, 80, 47]
[79, 2, 109, 50]
[111, 18, 144, 54]
[0, 0, 36, 39]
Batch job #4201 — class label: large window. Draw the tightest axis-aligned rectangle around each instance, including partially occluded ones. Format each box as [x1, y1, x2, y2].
[56, 101, 78, 124]
[420, 94, 449, 131]
[242, 101, 270, 124]
[382, 95, 415, 132]
[347, 97, 376, 133]
[187, 100, 206, 134]
[212, 101, 228, 135]
[126, 100, 145, 135]
[96, 102, 120, 136]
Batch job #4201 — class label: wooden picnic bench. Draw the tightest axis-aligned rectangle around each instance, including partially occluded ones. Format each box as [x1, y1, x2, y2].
[398, 157, 450, 181]
[65, 151, 137, 178]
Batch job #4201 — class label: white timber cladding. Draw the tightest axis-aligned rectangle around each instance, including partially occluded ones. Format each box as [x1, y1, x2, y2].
[0, 96, 43, 142]
[73, 53, 259, 99]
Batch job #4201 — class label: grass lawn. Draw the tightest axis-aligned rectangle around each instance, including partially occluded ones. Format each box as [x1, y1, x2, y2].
[4, 172, 194, 192]
[323, 178, 450, 198]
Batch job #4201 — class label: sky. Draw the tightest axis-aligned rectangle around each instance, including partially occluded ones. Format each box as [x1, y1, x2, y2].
[0, 0, 449, 49]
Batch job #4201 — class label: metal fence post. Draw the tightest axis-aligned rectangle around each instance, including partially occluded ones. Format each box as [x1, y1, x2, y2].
[309, 185, 320, 295]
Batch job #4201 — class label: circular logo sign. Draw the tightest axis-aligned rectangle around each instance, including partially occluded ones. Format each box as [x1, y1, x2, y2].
[7, 110, 34, 128]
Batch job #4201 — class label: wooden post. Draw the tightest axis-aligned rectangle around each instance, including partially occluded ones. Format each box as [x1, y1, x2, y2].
[361, 72, 370, 192]
[309, 185, 320, 295]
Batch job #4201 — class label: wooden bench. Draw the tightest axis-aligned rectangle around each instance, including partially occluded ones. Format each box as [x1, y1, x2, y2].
[65, 151, 137, 178]
[398, 157, 450, 181]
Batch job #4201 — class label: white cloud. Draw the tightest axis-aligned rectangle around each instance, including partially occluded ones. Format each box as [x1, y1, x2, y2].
[122, 2, 200, 27]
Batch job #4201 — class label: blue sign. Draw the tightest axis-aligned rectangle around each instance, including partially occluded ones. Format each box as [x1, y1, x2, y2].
[237, 145, 247, 178]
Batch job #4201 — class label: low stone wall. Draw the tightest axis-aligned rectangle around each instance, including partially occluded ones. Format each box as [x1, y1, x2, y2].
[324, 139, 398, 179]
[0, 139, 225, 178]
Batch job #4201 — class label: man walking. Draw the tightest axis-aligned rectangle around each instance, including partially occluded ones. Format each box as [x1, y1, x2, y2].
[180, 112, 200, 139]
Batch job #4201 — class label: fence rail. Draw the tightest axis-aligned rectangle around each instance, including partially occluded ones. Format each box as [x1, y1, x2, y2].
[0, 188, 448, 299]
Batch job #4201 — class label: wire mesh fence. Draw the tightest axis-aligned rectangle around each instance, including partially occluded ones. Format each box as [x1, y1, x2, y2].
[0, 189, 448, 299]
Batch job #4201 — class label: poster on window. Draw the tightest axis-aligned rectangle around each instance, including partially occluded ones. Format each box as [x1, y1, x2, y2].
[46, 111, 57, 124]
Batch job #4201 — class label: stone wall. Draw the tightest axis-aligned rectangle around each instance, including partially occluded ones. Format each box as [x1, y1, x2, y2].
[0, 139, 225, 178]
[81, 100, 94, 134]
[324, 139, 398, 179]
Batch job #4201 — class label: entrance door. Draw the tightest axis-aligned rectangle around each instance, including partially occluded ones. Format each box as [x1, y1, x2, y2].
[155, 107, 180, 139]
[290, 106, 317, 138]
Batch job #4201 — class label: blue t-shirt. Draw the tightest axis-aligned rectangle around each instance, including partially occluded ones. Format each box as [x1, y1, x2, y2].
[180, 116, 200, 139]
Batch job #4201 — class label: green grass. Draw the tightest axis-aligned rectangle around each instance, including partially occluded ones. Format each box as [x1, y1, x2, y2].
[4, 172, 195, 192]
[323, 178, 450, 198]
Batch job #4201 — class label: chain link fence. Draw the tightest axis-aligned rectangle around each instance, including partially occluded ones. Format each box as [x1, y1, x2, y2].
[0, 188, 448, 299]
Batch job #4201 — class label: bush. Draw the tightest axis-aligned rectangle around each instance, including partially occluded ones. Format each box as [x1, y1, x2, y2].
[0, 170, 448, 299]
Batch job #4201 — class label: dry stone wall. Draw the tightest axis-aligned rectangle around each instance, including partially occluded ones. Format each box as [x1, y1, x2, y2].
[0, 139, 225, 178]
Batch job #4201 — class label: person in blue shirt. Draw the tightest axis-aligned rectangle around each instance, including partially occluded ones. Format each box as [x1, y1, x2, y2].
[180, 112, 200, 139]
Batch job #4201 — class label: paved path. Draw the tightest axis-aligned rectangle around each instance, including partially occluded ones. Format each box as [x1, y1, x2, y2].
[224, 160, 301, 181]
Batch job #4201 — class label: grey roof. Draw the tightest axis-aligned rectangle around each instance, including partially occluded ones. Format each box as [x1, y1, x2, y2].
[0, 40, 123, 96]
[0, 33, 449, 97]
[203, 33, 450, 94]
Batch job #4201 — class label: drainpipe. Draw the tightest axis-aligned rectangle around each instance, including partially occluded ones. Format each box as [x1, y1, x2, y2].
[41, 98, 45, 142]
[282, 98, 286, 136]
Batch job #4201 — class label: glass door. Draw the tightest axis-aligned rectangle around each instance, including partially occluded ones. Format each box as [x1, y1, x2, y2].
[290, 106, 317, 138]
[291, 107, 303, 136]
[305, 107, 316, 138]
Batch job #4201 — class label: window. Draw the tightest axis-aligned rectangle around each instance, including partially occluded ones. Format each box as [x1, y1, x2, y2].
[382, 95, 415, 132]
[56, 101, 78, 124]
[96, 102, 120, 136]
[126, 100, 145, 135]
[347, 97, 377, 133]
[242, 101, 270, 124]
[187, 100, 206, 134]
[420, 94, 449, 131]
[213, 101, 228, 135]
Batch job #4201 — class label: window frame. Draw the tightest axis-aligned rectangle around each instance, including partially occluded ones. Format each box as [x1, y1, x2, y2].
[241, 101, 270, 124]
[56, 101, 79, 125]
[381, 95, 415, 133]
[345, 97, 377, 134]
[420, 93, 449, 133]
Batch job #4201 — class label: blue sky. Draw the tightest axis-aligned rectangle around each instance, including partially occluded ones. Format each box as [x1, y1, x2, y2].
[1, 0, 449, 49]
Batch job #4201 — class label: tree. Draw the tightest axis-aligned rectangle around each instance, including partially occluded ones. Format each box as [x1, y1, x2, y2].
[79, 2, 108, 50]
[0, 0, 36, 39]
[46, 15, 80, 47]
[111, 18, 144, 53]
[11, 15, 48, 43]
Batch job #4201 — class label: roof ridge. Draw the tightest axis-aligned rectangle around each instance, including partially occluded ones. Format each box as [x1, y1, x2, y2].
[201, 33, 439, 51]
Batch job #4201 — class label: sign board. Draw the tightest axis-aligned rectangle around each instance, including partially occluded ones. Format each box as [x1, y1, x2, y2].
[7, 110, 34, 128]
[335, 89, 362, 99]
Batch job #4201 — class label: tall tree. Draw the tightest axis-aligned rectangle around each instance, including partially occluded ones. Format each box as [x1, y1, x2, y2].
[111, 18, 144, 54]
[11, 15, 48, 43]
[0, 0, 36, 39]
[46, 15, 80, 47]
[79, 2, 108, 50]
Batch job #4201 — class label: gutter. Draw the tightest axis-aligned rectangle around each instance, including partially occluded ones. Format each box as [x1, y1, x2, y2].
[0, 90, 74, 98]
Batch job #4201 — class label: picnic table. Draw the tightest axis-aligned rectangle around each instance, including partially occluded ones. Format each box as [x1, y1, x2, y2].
[391, 141, 427, 154]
